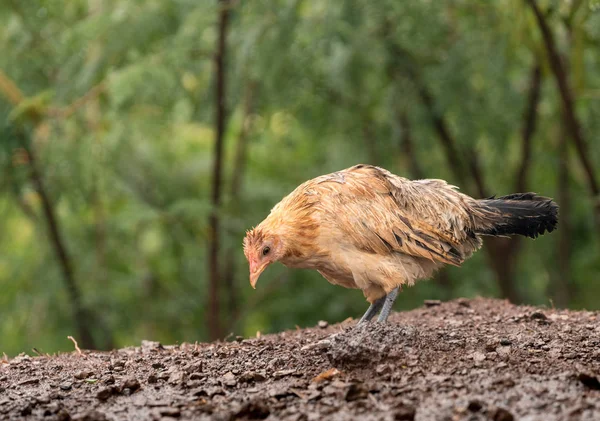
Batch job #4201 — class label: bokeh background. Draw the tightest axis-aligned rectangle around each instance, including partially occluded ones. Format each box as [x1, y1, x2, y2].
[1, 0, 599, 356]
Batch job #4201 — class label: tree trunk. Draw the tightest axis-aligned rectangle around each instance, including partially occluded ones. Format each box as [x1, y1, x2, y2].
[554, 115, 572, 307]
[223, 80, 257, 328]
[207, 0, 232, 341]
[20, 136, 96, 349]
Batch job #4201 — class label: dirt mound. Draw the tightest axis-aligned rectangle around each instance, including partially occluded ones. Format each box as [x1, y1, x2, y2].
[1, 298, 599, 420]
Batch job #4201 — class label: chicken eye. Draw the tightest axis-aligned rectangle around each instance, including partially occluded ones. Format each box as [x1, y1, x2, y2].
[262, 246, 270, 256]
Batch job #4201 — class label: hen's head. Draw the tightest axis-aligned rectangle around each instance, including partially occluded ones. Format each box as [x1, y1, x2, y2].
[243, 227, 284, 289]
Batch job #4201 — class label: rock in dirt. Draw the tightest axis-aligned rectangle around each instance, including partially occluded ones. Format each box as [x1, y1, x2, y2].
[240, 371, 266, 383]
[234, 401, 270, 420]
[318, 320, 329, 329]
[222, 371, 237, 387]
[168, 370, 187, 385]
[344, 383, 368, 401]
[18, 377, 40, 386]
[471, 351, 486, 362]
[57, 408, 72, 421]
[159, 407, 181, 417]
[273, 369, 296, 378]
[578, 373, 600, 390]
[121, 377, 141, 393]
[141, 340, 164, 352]
[74, 370, 92, 380]
[530, 311, 548, 321]
[424, 299, 442, 307]
[491, 407, 514, 421]
[467, 400, 484, 412]
[393, 404, 416, 421]
[96, 387, 117, 401]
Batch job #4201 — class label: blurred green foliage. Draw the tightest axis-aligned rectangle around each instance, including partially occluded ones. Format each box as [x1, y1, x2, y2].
[1, 0, 599, 356]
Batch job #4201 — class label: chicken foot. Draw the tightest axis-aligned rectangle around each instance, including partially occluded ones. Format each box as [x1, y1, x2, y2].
[358, 286, 401, 324]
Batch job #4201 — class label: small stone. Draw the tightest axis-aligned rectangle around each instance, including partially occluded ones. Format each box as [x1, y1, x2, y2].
[57, 409, 72, 421]
[499, 339, 512, 346]
[424, 299, 441, 307]
[376, 364, 391, 375]
[168, 371, 187, 385]
[96, 388, 113, 401]
[318, 320, 328, 329]
[578, 373, 600, 390]
[20, 403, 33, 416]
[121, 377, 141, 392]
[141, 340, 164, 351]
[60, 383, 72, 391]
[37, 394, 51, 404]
[394, 404, 416, 420]
[496, 346, 511, 358]
[273, 369, 296, 378]
[185, 362, 202, 374]
[222, 371, 237, 387]
[472, 352, 486, 362]
[492, 407, 514, 421]
[234, 401, 270, 419]
[240, 371, 266, 383]
[345, 383, 368, 401]
[530, 311, 548, 321]
[467, 400, 484, 412]
[159, 407, 181, 417]
[18, 378, 40, 386]
[74, 370, 92, 380]
[456, 298, 470, 307]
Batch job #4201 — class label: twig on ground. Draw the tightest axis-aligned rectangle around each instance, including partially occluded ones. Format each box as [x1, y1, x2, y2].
[67, 336, 82, 356]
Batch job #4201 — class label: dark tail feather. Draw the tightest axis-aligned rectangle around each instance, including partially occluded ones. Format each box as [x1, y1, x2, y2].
[475, 192, 559, 238]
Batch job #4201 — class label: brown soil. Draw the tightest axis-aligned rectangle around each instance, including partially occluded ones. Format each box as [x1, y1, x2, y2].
[1, 298, 599, 421]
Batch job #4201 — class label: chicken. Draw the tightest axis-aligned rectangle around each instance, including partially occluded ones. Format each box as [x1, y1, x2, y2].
[243, 164, 558, 323]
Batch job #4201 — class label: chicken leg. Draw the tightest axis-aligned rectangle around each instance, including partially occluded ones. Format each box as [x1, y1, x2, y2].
[358, 286, 400, 324]
[358, 296, 386, 324]
[377, 286, 400, 323]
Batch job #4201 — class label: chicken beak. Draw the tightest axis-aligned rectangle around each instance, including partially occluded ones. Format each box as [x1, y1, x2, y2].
[249, 261, 268, 289]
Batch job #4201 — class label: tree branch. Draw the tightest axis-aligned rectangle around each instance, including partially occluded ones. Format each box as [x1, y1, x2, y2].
[516, 64, 542, 192]
[525, 0, 599, 203]
[399, 112, 424, 179]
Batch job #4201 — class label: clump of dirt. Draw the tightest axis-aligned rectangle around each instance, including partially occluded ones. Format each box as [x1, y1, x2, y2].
[326, 323, 417, 369]
[1, 298, 599, 420]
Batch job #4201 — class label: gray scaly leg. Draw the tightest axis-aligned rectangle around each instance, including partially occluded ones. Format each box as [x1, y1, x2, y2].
[358, 295, 386, 324]
[377, 286, 400, 323]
